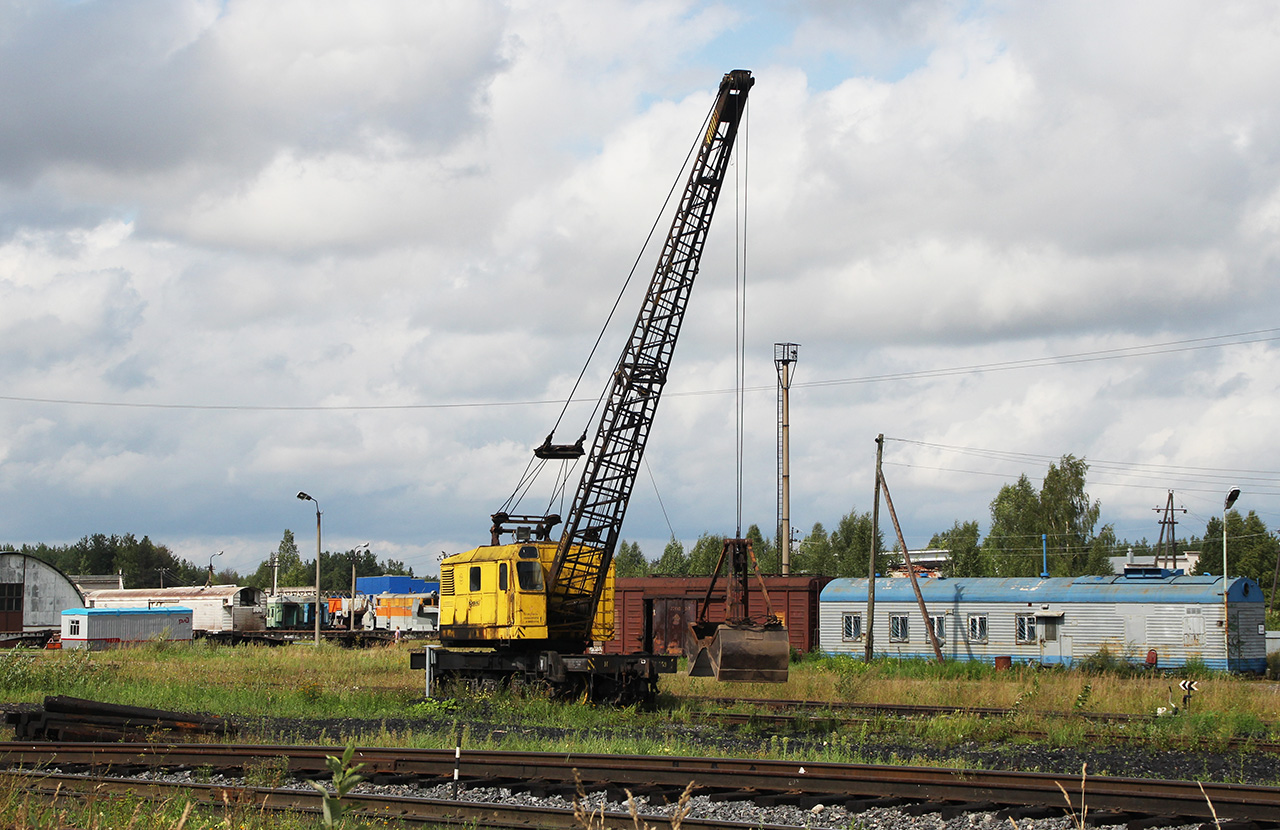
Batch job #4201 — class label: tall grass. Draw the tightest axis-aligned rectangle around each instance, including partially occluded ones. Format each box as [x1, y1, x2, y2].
[1, 641, 1276, 760]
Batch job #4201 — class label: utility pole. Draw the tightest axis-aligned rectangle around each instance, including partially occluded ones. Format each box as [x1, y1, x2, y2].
[880, 468, 944, 662]
[867, 434, 883, 662]
[1152, 491, 1187, 569]
[775, 343, 799, 575]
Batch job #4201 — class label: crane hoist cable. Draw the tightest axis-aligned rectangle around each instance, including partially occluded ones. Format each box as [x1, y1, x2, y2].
[733, 101, 750, 538]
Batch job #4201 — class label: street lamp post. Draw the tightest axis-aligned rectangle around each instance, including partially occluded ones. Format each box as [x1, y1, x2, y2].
[1223, 486, 1241, 662]
[297, 492, 322, 646]
[207, 551, 223, 586]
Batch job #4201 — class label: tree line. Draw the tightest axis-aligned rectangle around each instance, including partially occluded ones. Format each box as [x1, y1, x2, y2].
[613, 455, 1279, 610]
[6, 529, 414, 593]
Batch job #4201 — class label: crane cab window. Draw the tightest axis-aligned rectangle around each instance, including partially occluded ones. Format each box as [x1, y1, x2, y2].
[469, 567, 481, 592]
[517, 561, 544, 591]
[519, 546, 539, 559]
[499, 563, 509, 591]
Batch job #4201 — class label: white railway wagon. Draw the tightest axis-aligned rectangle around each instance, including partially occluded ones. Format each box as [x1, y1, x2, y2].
[820, 568, 1267, 673]
[84, 585, 266, 634]
[61, 606, 193, 650]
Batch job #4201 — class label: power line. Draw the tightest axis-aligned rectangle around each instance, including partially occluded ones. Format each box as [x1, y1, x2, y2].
[2, 327, 1277, 413]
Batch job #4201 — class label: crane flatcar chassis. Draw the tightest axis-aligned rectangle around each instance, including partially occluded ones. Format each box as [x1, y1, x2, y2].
[412, 647, 675, 707]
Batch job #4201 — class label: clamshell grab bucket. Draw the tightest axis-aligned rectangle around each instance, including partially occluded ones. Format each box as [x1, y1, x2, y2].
[686, 620, 790, 683]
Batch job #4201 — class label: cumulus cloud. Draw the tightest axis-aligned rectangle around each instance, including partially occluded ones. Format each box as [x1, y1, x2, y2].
[1, 0, 1279, 575]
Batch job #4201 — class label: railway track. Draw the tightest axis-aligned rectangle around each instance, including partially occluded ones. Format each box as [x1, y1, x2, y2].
[683, 696, 1154, 722]
[4, 741, 1279, 829]
[679, 698, 1280, 753]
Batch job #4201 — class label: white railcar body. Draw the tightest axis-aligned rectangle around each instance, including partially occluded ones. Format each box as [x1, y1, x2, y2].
[820, 569, 1266, 673]
[61, 606, 194, 650]
[84, 585, 266, 633]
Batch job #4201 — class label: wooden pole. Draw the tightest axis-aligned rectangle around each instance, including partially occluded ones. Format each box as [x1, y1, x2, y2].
[880, 472, 944, 662]
[866, 434, 882, 662]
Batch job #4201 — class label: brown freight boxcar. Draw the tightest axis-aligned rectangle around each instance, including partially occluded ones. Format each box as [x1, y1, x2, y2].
[602, 576, 831, 657]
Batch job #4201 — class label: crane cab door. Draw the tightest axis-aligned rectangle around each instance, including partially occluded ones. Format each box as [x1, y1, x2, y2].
[497, 563, 512, 628]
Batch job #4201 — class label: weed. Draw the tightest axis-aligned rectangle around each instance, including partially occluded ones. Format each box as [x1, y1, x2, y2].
[310, 740, 367, 829]
[243, 755, 291, 789]
[1054, 763, 1089, 830]
[1077, 647, 1140, 677]
[1198, 781, 1221, 830]
[407, 697, 457, 717]
[1072, 683, 1092, 713]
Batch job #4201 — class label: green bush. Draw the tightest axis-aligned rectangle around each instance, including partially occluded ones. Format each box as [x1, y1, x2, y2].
[1077, 647, 1141, 677]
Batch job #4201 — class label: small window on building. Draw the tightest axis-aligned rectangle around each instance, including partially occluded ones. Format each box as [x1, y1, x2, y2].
[1040, 617, 1060, 642]
[469, 566, 482, 592]
[967, 614, 988, 643]
[69, 618, 81, 636]
[842, 612, 862, 641]
[889, 613, 909, 642]
[0, 583, 21, 612]
[930, 614, 945, 643]
[498, 563, 508, 592]
[1016, 614, 1037, 644]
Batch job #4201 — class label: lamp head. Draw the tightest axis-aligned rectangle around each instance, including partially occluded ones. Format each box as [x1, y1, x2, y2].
[1225, 487, 1241, 510]
[297, 491, 312, 502]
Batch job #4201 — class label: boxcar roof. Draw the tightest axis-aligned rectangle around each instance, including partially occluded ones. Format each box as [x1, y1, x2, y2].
[820, 573, 1263, 605]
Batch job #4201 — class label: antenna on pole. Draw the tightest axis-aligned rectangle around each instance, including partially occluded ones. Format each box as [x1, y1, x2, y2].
[775, 343, 798, 575]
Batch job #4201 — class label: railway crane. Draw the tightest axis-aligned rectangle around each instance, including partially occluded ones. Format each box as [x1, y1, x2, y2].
[421, 70, 757, 706]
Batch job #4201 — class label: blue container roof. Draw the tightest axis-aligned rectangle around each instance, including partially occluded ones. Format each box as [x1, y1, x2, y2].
[355, 575, 438, 595]
[820, 574, 1263, 605]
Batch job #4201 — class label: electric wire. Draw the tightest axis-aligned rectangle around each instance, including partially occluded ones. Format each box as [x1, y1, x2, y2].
[5, 327, 1276, 413]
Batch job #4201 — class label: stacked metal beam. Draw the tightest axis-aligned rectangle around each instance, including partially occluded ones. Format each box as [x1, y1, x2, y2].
[5, 695, 234, 741]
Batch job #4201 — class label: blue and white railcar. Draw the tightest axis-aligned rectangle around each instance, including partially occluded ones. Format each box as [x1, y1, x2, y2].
[819, 568, 1266, 673]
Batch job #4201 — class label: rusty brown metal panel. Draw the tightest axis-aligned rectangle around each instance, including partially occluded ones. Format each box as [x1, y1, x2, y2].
[606, 576, 831, 656]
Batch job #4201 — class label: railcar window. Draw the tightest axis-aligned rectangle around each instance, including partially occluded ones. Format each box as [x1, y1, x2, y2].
[842, 612, 862, 641]
[469, 566, 481, 592]
[1015, 614, 1036, 644]
[930, 614, 945, 642]
[516, 561, 544, 591]
[889, 614, 909, 642]
[498, 563, 508, 592]
[967, 614, 988, 643]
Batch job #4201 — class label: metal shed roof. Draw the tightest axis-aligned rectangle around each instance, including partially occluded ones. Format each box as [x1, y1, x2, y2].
[63, 606, 193, 616]
[820, 573, 1263, 605]
[84, 585, 263, 603]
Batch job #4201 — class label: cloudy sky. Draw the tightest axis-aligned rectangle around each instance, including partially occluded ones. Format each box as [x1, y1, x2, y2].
[3, 0, 1280, 577]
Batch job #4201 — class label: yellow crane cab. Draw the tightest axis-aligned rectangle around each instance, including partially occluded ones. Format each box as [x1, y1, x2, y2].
[439, 541, 614, 646]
